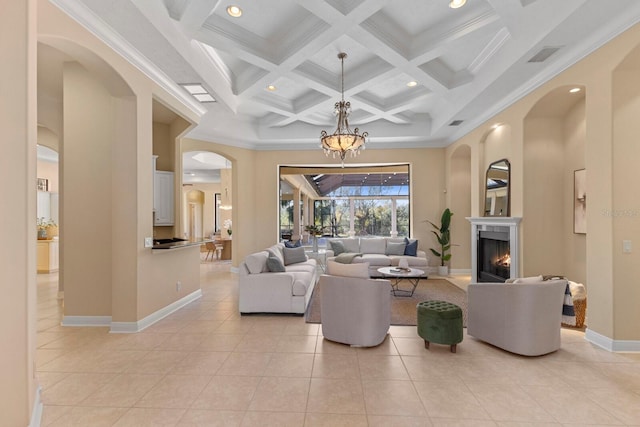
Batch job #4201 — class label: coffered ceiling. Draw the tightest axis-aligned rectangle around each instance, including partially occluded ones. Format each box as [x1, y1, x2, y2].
[51, 0, 640, 150]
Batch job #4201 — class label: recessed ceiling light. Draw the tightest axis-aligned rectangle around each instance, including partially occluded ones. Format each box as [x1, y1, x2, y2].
[227, 5, 242, 17]
[407, 81, 418, 87]
[267, 85, 276, 91]
[492, 123, 501, 130]
[569, 87, 581, 93]
[449, 0, 467, 9]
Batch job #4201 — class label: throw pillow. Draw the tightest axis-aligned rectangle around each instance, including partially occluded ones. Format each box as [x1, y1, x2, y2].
[283, 246, 307, 265]
[326, 260, 370, 278]
[404, 237, 418, 256]
[245, 251, 269, 274]
[266, 255, 286, 272]
[385, 241, 406, 255]
[284, 240, 301, 248]
[328, 240, 346, 256]
[513, 275, 544, 284]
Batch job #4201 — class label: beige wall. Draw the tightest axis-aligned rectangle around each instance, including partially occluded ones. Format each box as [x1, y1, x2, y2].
[612, 60, 640, 340]
[1, 0, 38, 424]
[449, 145, 472, 270]
[563, 100, 587, 285]
[62, 61, 114, 317]
[522, 116, 565, 276]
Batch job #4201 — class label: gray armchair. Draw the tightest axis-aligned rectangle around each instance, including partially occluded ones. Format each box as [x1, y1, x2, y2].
[467, 279, 567, 356]
[319, 274, 391, 347]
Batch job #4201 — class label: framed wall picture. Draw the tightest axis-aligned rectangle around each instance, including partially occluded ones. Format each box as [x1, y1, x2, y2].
[37, 178, 49, 192]
[574, 169, 586, 234]
[214, 193, 221, 232]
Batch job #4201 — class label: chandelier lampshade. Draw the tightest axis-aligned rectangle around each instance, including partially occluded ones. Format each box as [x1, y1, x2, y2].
[320, 53, 368, 166]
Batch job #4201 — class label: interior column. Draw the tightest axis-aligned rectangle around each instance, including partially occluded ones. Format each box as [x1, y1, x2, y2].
[0, 0, 38, 424]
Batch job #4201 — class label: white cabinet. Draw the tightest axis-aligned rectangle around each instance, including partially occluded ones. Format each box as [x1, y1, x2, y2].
[154, 170, 174, 226]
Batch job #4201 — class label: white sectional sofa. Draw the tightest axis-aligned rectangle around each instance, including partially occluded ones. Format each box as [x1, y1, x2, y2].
[325, 237, 429, 277]
[239, 243, 318, 314]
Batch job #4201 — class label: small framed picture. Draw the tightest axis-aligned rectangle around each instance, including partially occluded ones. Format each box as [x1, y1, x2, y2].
[37, 178, 48, 192]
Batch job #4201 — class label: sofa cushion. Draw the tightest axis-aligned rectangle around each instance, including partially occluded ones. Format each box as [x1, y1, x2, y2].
[404, 237, 418, 256]
[328, 237, 360, 253]
[327, 260, 370, 278]
[266, 255, 286, 272]
[283, 246, 307, 265]
[353, 254, 391, 267]
[328, 240, 346, 256]
[512, 275, 544, 284]
[360, 238, 386, 254]
[245, 251, 269, 274]
[385, 241, 406, 255]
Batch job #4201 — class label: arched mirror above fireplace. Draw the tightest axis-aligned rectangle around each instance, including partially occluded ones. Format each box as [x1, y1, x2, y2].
[484, 159, 510, 217]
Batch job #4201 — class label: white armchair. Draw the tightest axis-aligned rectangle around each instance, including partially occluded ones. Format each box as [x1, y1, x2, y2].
[319, 274, 391, 347]
[467, 279, 567, 356]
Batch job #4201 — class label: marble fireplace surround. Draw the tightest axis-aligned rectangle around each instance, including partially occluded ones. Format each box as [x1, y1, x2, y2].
[467, 217, 522, 283]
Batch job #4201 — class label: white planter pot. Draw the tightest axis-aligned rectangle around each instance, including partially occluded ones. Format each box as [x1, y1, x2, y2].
[438, 265, 449, 276]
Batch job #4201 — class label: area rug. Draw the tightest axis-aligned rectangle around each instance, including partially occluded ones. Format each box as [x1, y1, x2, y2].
[305, 279, 467, 327]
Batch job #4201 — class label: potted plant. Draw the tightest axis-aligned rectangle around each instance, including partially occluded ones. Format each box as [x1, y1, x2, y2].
[304, 224, 323, 252]
[426, 208, 453, 276]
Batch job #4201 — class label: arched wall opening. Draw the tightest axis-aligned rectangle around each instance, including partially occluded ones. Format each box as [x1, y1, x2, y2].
[37, 37, 137, 319]
[522, 85, 586, 281]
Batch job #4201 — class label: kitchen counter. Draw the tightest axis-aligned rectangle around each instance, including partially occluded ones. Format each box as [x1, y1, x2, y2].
[152, 237, 214, 250]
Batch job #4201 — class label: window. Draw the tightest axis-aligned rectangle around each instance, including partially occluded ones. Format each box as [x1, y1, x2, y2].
[279, 164, 411, 241]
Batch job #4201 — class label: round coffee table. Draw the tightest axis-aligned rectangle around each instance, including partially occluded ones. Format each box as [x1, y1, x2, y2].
[377, 267, 426, 297]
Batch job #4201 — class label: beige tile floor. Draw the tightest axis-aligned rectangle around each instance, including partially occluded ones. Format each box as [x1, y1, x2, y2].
[36, 262, 640, 426]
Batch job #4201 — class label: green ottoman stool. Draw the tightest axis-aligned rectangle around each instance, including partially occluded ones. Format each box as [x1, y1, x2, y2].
[417, 300, 463, 353]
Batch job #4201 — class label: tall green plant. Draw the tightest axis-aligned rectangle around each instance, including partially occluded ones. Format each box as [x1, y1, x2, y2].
[427, 208, 453, 266]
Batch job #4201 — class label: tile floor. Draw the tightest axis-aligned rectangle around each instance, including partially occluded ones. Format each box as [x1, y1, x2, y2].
[36, 263, 640, 426]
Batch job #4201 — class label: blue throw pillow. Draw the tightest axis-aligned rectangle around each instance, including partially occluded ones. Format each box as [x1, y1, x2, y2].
[404, 237, 418, 256]
[284, 240, 301, 248]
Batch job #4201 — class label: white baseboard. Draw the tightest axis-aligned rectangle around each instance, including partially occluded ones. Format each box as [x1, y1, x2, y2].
[110, 289, 202, 333]
[585, 328, 640, 352]
[29, 386, 43, 427]
[61, 315, 112, 327]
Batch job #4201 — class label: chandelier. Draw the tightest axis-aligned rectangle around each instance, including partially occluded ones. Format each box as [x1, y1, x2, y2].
[320, 52, 368, 166]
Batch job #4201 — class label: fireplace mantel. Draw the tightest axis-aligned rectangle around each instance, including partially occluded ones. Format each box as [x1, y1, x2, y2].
[467, 217, 522, 282]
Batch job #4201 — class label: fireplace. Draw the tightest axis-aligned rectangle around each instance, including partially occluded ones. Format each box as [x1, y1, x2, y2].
[478, 230, 510, 282]
[467, 217, 521, 283]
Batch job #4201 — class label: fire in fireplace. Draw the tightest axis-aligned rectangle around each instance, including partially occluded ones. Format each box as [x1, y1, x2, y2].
[478, 230, 510, 282]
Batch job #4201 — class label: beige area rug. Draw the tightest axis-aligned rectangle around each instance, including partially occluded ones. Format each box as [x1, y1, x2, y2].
[306, 278, 467, 327]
